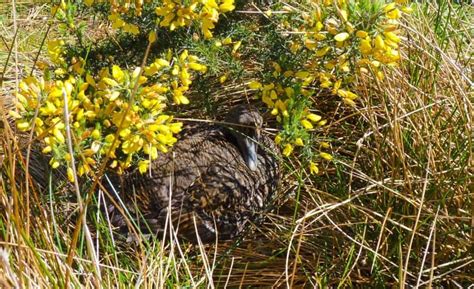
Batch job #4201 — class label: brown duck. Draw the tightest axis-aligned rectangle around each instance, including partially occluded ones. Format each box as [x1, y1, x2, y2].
[107, 105, 280, 243]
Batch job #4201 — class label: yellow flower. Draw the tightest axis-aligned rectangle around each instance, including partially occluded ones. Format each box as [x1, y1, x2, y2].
[102, 77, 119, 87]
[47, 39, 65, 64]
[67, 167, 75, 182]
[232, 40, 242, 54]
[309, 161, 319, 175]
[386, 7, 400, 19]
[359, 38, 372, 55]
[91, 129, 101, 140]
[86, 74, 96, 86]
[374, 35, 385, 50]
[270, 90, 278, 100]
[263, 83, 275, 91]
[53, 128, 65, 143]
[112, 65, 125, 83]
[334, 32, 349, 42]
[376, 70, 385, 81]
[301, 119, 313, 129]
[219, 74, 228, 83]
[306, 113, 322, 123]
[383, 31, 400, 43]
[8, 110, 21, 119]
[222, 37, 232, 45]
[201, 18, 215, 38]
[248, 81, 262, 89]
[109, 13, 125, 29]
[169, 122, 183, 133]
[285, 87, 294, 97]
[42, 146, 52, 154]
[272, 62, 282, 73]
[282, 143, 293, 157]
[339, 9, 348, 21]
[274, 134, 282, 144]
[145, 145, 159, 160]
[123, 23, 140, 35]
[295, 71, 310, 79]
[15, 49, 204, 178]
[71, 57, 85, 75]
[50, 159, 60, 169]
[294, 138, 304, 146]
[173, 89, 190, 105]
[384, 3, 396, 12]
[320, 142, 330, 149]
[320, 152, 333, 161]
[356, 30, 368, 38]
[188, 62, 207, 72]
[337, 89, 358, 100]
[343, 98, 356, 106]
[138, 160, 150, 174]
[315, 46, 330, 57]
[219, 0, 235, 12]
[305, 39, 317, 50]
[148, 31, 157, 43]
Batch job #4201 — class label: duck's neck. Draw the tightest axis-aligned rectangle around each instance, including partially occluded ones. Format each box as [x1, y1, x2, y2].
[224, 127, 258, 171]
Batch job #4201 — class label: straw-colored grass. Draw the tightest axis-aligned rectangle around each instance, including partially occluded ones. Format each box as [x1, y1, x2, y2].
[1, 1, 472, 287]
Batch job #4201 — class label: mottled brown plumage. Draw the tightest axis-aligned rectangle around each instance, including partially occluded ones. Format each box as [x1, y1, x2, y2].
[108, 105, 280, 242]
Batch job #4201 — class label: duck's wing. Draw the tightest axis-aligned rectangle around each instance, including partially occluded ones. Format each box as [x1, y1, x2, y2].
[110, 124, 245, 238]
[171, 159, 257, 242]
[255, 133, 281, 203]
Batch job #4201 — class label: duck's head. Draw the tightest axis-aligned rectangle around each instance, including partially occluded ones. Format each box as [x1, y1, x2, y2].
[225, 105, 263, 171]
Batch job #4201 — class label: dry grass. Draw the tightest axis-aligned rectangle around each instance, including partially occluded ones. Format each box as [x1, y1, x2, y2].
[1, 0, 473, 288]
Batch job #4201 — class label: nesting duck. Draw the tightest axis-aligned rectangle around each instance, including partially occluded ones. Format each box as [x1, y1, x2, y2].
[108, 105, 280, 242]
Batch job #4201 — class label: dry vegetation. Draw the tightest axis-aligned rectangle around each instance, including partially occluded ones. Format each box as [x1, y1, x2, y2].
[1, 0, 473, 288]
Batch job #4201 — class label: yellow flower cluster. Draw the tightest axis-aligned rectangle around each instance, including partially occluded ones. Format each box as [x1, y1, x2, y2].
[246, 0, 410, 174]
[47, 40, 65, 65]
[294, 0, 410, 106]
[13, 48, 206, 179]
[108, 12, 140, 35]
[156, 49, 208, 105]
[77, 0, 235, 38]
[248, 62, 332, 173]
[84, 0, 151, 16]
[155, 0, 235, 38]
[46, 39, 86, 77]
[248, 64, 324, 127]
[51, 0, 141, 50]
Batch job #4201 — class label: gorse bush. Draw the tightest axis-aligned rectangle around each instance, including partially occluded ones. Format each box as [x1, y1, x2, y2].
[248, 0, 411, 173]
[13, 48, 206, 179]
[13, 5, 209, 177]
[12, 0, 411, 178]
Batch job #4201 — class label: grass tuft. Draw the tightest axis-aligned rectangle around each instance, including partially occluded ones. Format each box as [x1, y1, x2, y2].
[1, 0, 472, 287]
